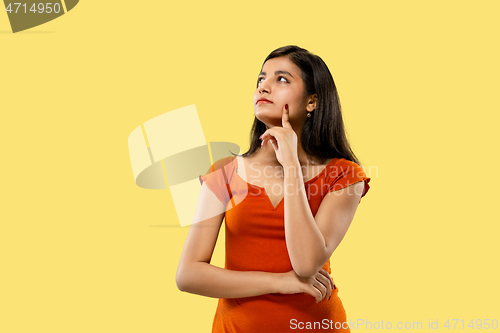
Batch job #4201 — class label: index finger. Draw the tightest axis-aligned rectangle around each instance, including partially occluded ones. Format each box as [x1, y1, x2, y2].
[282, 104, 291, 128]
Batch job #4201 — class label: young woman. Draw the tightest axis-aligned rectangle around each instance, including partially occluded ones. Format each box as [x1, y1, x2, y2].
[176, 45, 371, 332]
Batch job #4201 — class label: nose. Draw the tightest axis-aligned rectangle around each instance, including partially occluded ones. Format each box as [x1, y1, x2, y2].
[258, 78, 270, 94]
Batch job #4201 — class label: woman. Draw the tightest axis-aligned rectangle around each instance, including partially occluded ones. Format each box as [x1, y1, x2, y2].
[176, 45, 371, 332]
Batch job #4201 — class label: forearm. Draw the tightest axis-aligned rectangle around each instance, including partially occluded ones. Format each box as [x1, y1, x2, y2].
[176, 262, 281, 298]
[283, 162, 327, 277]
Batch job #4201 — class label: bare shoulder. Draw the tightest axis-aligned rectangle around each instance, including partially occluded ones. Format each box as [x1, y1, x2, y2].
[204, 156, 236, 174]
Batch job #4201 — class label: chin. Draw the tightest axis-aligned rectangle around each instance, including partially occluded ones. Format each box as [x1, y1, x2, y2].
[255, 107, 278, 116]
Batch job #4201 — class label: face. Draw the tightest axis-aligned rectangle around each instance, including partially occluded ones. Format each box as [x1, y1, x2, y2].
[253, 56, 314, 128]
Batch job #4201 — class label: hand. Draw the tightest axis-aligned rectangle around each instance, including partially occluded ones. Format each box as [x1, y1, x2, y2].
[259, 104, 298, 167]
[276, 269, 335, 303]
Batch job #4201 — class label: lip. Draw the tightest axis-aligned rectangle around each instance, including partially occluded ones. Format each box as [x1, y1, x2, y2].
[256, 98, 272, 104]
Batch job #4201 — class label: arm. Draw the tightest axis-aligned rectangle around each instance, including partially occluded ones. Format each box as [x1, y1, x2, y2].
[283, 162, 365, 278]
[176, 181, 282, 299]
[176, 181, 335, 302]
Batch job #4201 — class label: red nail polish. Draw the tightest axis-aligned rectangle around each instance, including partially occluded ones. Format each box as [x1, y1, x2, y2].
[285, 104, 288, 110]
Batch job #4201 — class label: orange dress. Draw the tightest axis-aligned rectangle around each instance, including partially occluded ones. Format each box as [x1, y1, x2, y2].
[199, 156, 371, 333]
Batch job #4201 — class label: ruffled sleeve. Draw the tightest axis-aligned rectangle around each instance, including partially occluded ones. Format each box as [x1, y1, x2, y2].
[199, 157, 234, 206]
[327, 159, 371, 200]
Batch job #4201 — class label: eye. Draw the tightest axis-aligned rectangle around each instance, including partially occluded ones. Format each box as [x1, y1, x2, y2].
[278, 76, 289, 83]
[256, 75, 289, 88]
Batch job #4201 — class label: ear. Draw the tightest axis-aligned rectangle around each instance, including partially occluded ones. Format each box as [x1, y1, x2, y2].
[306, 94, 317, 112]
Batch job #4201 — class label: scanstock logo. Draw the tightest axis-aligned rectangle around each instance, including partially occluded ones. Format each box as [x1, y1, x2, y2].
[4, 0, 79, 33]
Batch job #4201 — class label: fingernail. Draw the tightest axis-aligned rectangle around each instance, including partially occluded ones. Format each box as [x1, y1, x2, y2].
[285, 104, 288, 110]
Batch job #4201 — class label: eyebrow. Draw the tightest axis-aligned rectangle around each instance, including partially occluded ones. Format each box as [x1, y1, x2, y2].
[259, 70, 294, 78]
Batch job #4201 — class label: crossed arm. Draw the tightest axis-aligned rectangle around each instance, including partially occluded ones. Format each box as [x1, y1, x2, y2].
[282, 161, 365, 277]
[176, 173, 364, 299]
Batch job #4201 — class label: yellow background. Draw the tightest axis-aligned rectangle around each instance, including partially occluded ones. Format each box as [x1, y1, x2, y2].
[1, 1, 499, 332]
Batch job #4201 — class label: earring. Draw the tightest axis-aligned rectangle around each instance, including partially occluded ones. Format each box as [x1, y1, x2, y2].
[307, 112, 311, 118]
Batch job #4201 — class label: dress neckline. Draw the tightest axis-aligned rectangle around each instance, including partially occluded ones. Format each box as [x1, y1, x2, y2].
[232, 156, 338, 211]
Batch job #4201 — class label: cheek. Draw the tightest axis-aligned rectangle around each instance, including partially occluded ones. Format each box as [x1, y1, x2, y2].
[287, 91, 305, 107]
[275, 88, 295, 101]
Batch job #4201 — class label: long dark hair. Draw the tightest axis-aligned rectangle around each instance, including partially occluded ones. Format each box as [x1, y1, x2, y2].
[234, 45, 363, 166]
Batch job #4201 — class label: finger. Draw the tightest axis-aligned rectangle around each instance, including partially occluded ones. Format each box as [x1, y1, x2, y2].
[309, 285, 322, 303]
[319, 269, 334, 289]
[261, 134, 276, 148]
[264, 133, 280, 148]
[270, 138, 278, 151]
[259, 131, 274, 147]
[282, 104, 292, 129]
[259, 131, 269, 143]
[318, 270, 334, 300]
[319, 269, 335, 291]
[313, 278, 327, 302]
[315, 273, 331, 300]
[316, 283, 327, 302]
[260, 133, 268, 147]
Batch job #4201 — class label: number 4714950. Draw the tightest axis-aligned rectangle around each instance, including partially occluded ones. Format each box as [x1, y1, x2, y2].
[444, 319, 498, 329]
[5, 3, 62, 14]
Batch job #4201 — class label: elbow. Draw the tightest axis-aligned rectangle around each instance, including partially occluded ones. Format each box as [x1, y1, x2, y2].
[176, 276, 187, 293]
[292, 263, 321, 279]
[175, 266, 191, 292]
[291, 250, 330, 278]
[176, 261, 207, 293]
